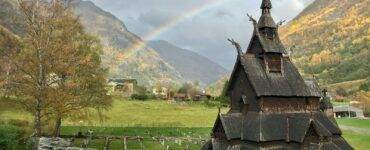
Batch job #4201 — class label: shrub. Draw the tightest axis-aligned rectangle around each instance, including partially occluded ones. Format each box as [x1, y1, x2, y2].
[359, 83, 369, 91]
[214, 96, 230, 107]
[0, 125, 21, 150]
[336, 88, 349, 97]
[202, 100, 220, 107]
[7, 119, 29, 127]
[131, 94, 149, 100]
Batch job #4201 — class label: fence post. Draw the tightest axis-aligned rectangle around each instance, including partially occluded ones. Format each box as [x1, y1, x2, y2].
[104, 136, 111, 150]
[123, 136, 127, 150]
[139, 137, 143, 150]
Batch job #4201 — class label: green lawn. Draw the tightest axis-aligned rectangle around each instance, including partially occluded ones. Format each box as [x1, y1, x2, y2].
[332, 101, 350, 106]
[337, 118, 370, 130]
[63, 99, 223, 127]
[342, 130, 370, 150]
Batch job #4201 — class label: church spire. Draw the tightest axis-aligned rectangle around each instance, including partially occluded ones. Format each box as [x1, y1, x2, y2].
[261, 0, 272, 10]
[258, 0, 276, 28]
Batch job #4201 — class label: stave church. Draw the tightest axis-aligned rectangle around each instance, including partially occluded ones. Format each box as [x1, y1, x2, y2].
[202, 0, 353, 149]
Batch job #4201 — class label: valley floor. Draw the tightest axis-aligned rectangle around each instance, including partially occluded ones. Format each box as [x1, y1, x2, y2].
[1, 98, 369, 149]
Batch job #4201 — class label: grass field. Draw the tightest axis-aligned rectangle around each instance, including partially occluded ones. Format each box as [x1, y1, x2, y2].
[337, 118, 370, 130]
[342, 130, 370, 150]
[62, 99, 225, 127]
[1, 98, 370, 149]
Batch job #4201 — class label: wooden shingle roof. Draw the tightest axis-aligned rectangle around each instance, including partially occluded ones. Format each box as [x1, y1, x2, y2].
[241, 112, 342, 143]
[214, 112, 343, 143]
[218, 113, 242, 140]
[239, 54, 321, 97]
[256, 33, 286, 53]
[258, 13, 277, 29]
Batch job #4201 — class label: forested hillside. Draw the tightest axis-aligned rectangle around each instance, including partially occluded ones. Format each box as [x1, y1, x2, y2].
[280, 0, 369, 87]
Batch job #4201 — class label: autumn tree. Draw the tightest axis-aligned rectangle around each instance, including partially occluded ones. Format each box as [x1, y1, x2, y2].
[178, 82, 198, 99]
[1, 0, 112, 137]
[45, 2, 112, 136]
[0, 27, 21, 99]
[352, 91, 370, 116]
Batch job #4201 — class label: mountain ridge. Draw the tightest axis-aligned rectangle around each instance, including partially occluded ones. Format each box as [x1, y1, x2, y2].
[71, 0, 186, 86]
[0, 0, 228, 86]
[148, 40, 228, 86]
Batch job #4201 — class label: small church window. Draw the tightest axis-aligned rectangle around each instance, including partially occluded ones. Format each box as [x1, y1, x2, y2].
[260, 28, 275, 39]
[266, 54, 282, 73]
[242, 95, 249, 104]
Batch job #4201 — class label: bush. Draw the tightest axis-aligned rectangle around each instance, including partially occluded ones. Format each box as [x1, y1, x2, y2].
[0, 125, 21, 150]
[130, 94, 153, 100]
[336, 88, 349, 97]
[7, 119, 29, 127]
[202, 100, 220, 107]
[214, 96, 230, 107]
[359, 83, 369, 91]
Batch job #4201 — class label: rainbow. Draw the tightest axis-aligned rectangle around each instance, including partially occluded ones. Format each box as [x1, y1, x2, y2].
[127, 0, 232, 52]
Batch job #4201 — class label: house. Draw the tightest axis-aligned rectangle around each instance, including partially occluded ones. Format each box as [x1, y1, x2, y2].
[108, 78, 137, 96]
[334, 106, 365, 118]
[202, 0, 352, 149]
[194, 90, 213, 101]
[152, 87, 168, 98]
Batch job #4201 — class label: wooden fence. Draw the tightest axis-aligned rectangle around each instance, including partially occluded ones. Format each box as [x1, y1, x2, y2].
[61, 134, 207, 150]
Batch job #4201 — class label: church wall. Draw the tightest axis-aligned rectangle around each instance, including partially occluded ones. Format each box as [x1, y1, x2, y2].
[261, 97, 320, 113]
[211, 138, 229, 150]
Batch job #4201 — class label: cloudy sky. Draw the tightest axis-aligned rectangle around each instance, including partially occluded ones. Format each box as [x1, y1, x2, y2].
[89, 0, 314, 69]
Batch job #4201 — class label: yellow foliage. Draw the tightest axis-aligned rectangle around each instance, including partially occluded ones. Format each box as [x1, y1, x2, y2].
[311, 50, 332, 65]
[352, 91, 370, 114]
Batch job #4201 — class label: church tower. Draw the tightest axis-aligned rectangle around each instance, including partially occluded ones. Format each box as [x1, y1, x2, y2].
[202, 0, 352, 149]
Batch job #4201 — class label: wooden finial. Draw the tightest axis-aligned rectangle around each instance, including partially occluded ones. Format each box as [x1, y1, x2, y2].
[227, 38, 243, 56]
[277, 20, 286, 27]
[218, 107, 221, 114]
[247, 13, 257, 26]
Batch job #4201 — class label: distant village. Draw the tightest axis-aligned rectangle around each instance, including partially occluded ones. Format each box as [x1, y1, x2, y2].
[107, 78, 213, 101]
[107, 77, 367, 120]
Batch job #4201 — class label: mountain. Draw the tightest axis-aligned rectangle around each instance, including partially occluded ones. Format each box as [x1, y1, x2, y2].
[280, 0, 369, 86]
[0, 0, 185, 86]
[148, 40, 228, 86]
[70, 0, 185, 85]
[0, 0, 228, 86]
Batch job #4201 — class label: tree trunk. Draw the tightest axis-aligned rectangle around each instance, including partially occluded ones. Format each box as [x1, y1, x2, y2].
[34, 99, 42, 137]
[53, 115, 62, 137]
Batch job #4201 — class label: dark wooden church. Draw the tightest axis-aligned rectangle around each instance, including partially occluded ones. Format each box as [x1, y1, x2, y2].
[202, 0, 352, 149]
